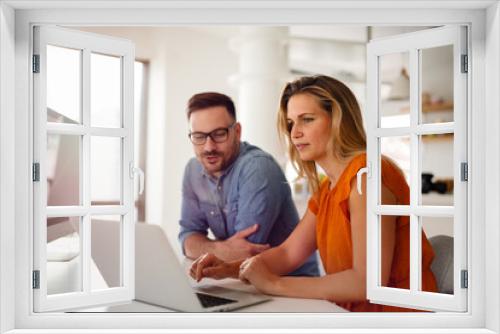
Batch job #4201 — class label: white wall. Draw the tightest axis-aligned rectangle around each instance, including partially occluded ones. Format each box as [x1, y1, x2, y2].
[158, 28, 238, 252]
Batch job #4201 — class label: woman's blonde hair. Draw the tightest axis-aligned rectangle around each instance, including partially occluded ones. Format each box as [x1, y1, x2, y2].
[277, 75, 367, 193]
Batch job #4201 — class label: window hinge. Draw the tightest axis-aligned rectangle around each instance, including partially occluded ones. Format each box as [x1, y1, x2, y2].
[32, 270, 40, 289]
[461, 162, 468, 182]
[461, 54, 468, 73]
[32, 55, 40, 73]
[32, 163, 40, 182]
[461, 269, 468, 289]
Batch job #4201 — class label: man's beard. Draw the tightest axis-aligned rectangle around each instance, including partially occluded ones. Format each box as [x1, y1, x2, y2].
[201, 150, 223, 159]
[200, 140, 239, 174]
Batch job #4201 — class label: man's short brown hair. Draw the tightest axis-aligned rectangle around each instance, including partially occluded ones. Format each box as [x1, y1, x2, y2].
[187, 92, 236, 120]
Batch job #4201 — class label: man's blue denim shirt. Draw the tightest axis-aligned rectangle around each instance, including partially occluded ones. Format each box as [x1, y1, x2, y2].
[179, 141, 319, 276]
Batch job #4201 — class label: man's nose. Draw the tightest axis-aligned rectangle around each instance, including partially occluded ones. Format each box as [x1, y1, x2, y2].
[204, 136, 217, 150]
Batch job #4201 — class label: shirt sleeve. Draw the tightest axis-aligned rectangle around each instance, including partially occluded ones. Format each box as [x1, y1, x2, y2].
[178, 161, 209, 254]
[307, 179, 327, 215]
[234, 156, 292, 244]
[307, 195, 319, 215]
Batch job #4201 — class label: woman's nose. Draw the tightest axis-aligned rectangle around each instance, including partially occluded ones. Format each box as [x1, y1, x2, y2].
[291, 124, 303, 138]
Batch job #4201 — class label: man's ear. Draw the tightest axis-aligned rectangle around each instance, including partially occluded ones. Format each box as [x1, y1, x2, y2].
[235, 122, 242, 139]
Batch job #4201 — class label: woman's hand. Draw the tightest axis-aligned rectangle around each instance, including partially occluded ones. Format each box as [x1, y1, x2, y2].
[238, 256, 280, 294]
[189, 253, 241, 282]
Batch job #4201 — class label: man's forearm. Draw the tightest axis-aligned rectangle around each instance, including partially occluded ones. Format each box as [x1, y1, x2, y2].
[183, 233, 219, 260]
[183, 228, 269, 262]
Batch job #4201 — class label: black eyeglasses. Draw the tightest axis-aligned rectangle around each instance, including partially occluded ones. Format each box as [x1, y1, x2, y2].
[188, 122, 236, 145]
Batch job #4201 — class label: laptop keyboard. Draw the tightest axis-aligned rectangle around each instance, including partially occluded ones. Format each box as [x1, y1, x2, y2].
[195, 292, 237, 308]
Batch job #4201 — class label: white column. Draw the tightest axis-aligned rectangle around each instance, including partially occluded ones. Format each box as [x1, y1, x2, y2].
[230, 27, 290, 166]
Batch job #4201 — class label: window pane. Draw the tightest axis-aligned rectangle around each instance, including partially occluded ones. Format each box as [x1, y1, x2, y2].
[380, 215, 409, 290]
[379, 52, 410, 128]
[420, 134, 454, 206]
[420, 45, 454, 124]
[47, 134, 81, 206]
[46, 216, 82, 295]
[47, 45, 81, 124]
[421, 216, 454, 295]
[91, 53, 122, 128]
[91, 215, 122, 290]
[380, 136, 410, 205]
[91, 137, 121, 205]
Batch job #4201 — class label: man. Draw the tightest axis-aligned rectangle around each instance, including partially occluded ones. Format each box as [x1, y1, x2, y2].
[178, 92, 318, 276]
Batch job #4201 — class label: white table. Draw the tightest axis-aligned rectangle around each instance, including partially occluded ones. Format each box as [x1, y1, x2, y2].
[77, 258, 347, 313]
[78, 276, 347, 313]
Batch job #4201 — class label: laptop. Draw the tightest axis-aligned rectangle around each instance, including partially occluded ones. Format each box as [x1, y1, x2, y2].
[135, 223, 271, 312]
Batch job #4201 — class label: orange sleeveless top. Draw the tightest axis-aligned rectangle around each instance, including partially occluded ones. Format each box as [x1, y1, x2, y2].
[308, 153, 437, 312]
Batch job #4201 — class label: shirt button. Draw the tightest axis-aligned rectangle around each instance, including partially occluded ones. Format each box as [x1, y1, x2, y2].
[217, 186, 221, 190]
[210, 211, 214, 215]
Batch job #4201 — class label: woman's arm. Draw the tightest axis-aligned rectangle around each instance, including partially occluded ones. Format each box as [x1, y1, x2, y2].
[240, 174, 398, 303]
[238, 253, 367, 302]
[190, 209, 318, 281]
[255, 208, 318, 276]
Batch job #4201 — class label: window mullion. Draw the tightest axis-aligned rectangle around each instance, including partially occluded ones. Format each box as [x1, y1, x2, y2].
[374, 123, 455, 138]
[409, 48, 420, 293]
[82, 47, 91, 295]
[409, 214, 421, 292]
[45, 206, 128, 217]
[122, 51, 134, 292]
[45, 123, 127, 137]
[365, 47, 379, 296]
[81, 214, 91, 294]
[375, 205, 454, 216]
[415, 122, 454, 135]
[82, 47, 90, 209]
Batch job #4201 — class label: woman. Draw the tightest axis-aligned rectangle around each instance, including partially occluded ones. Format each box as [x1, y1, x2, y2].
[190, 75, 437, 312]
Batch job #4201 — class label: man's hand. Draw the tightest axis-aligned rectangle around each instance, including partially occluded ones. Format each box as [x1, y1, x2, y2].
[215, 224, 270, 261]
[189, 253, 241, 282]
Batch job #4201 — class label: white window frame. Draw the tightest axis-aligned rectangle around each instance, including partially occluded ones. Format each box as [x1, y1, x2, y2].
[365, 26, 468, 312]
[0, 1, 498, 333]
[32, 26, 136, 312]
